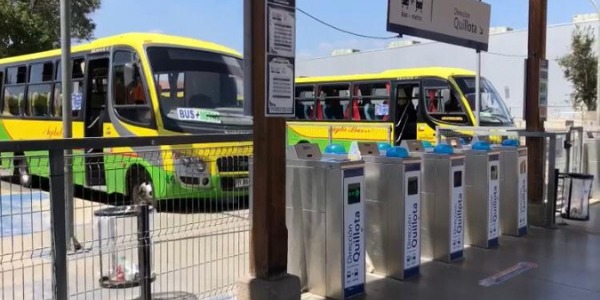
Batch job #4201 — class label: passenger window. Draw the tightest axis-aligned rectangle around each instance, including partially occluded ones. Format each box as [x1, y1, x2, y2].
[318, 84, 350, 120]
[53, 81, 83, 118]
[56, 58, 86, 80]
[422, 78, 468, 124]
[3, 86, 26, 116]
[294, 85, 315, 120]
[112, 50, 152, 125]
[3, 66, 27, 117]
[353, 82, 390, 121]
[28, 84, 52, 117]
[0, 71, 3, 107]
[26, 62, 54, 117]
[6, 66, 27, 84]
[29, 62, 54, 83]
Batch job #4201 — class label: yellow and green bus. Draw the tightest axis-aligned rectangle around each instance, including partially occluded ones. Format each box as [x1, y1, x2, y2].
[0, 32, 252, 203]
[288, 67, 515, 150]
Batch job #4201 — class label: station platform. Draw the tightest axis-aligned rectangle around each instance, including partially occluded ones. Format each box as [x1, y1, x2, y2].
[303, 202, 600, 300]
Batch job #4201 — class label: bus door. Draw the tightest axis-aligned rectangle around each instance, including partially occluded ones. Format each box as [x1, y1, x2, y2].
[393, 81, 420, 144]
[419, 78, 472, 142]
[84, 55, 109, 186]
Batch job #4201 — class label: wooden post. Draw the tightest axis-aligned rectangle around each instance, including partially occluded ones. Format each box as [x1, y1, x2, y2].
[525, 0, 547, 208]
[248, 0, 289, 280]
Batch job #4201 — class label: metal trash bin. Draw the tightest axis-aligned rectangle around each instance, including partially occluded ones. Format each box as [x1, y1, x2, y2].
[559, 173, 594, 220]
[95, 205, 156, 289]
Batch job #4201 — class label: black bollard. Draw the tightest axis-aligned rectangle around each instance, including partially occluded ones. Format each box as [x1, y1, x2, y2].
[137, 202, 152, 300]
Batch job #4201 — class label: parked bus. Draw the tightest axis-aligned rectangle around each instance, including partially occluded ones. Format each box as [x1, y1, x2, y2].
[0, 33, 252, 203]
[288, 67, 515, 150]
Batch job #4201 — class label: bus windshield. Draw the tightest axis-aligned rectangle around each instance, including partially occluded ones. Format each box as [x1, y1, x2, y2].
[453, 76, 514, 126]
[147, 46, 251, 133]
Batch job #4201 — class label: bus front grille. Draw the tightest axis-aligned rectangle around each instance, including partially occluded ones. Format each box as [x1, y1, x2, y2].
[216, 156, 250, 172]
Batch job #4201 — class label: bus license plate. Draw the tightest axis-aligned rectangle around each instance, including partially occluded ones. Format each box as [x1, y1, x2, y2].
[235, 178, 250, 188]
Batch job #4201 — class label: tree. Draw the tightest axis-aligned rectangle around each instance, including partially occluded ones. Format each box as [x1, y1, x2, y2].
[558, 25, 598, 111]
[0, 0, 101, 58]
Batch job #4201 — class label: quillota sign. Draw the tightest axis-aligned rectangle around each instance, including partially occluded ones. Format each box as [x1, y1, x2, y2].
[387, 0, 491, 51]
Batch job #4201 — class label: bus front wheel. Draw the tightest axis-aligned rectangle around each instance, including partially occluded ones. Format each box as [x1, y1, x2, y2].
[127, 166, 154, 206]
[14, 156, 32, 188]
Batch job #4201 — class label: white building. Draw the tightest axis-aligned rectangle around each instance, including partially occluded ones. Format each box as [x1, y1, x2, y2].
[296, 15, 600, 124]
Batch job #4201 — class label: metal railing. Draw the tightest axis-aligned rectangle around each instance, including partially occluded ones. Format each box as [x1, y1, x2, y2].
[0, 133, 253, 299]
[435, 125, 585, 228]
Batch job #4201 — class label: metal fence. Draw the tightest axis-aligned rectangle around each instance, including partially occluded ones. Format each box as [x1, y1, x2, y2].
[434, 125, 586, 227]
[0, 134, 253, 300]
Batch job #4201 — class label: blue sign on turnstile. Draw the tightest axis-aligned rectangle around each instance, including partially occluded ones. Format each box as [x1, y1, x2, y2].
[343, 168, 365, 298]
[403, 163, 421, 278]
[450, 163, 465, 260]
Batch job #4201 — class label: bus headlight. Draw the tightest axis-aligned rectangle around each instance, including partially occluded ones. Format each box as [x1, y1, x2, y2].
[172, 151, 209, 187]
[178, 155, 206, 173]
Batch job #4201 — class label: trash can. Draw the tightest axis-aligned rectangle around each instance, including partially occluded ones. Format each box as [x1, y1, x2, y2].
[560, 173, 594, 221]
[95, 204, 156, 289]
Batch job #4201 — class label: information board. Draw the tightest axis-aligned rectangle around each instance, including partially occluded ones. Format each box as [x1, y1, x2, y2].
[266, 0, 296, 117]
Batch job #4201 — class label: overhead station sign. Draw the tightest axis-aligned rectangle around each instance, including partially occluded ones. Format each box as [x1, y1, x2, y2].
[387, 0, 491, 51]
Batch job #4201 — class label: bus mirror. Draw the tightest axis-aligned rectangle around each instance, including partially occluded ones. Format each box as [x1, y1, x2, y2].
[441, 89, 450, 103]
[124, 63, 135, 83]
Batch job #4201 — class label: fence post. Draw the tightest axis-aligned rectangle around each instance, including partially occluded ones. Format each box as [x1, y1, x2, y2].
[49, 149, 68, 299]
[546, 135, 558, 228]
[137, 202, 152, 300]
[328, 125, 333, 145]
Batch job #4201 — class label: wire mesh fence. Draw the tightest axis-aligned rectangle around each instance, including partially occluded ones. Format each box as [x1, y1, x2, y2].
[0, 135, 252, 300]
[0, 153, 53, 300]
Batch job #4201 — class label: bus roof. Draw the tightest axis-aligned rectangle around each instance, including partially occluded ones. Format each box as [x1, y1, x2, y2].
[0, 32, 241, 65]
[295, 67, 476, 84]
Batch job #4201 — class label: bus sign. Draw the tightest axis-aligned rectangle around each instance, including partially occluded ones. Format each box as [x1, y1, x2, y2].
[387, 0, 491, 51]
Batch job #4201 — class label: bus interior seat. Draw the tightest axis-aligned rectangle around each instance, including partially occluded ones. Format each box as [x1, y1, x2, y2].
[303, 104, 313, 119]
[363, 102, 375, 120]
[324, 99, 344, 120]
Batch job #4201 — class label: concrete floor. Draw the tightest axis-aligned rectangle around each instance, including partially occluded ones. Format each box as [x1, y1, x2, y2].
[304, 202, 600, 300]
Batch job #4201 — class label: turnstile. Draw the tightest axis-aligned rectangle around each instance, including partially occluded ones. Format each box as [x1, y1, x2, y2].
[464, 147, 501, 248]
[496, 145, 528, 236]
[286, 143, 366, 299]
[421, 151, 466, 263]
[360, 145, 422, 280]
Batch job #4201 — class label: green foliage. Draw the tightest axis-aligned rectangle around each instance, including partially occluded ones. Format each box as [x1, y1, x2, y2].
[0, 0, 101, 58]
[557, 25, 598, 111]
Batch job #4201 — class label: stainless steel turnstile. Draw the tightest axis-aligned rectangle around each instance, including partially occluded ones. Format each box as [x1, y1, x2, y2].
[464, 148, 501, 248]
[421, 152, 466, 263]
[496, 145, 528, 236]
[361, 148, 422, 280]
[286, 143, 366, 299]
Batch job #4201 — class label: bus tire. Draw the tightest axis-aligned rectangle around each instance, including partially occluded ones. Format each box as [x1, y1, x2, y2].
[126, 165, 154, 206]
[14, 155, 32, 188]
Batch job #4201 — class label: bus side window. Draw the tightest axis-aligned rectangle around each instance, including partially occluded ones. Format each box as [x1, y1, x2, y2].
[422, 78, 468, 124]
[28, 62, 54, 117]
[54, 58, 85, 118]
[355, 82, 390, 121]
[3, 66, 27, 117]
[112, 50, 152, 125]
[320, 84, 349, 120]
[0, 71, 3, 111]
[294, 85, 315, 120]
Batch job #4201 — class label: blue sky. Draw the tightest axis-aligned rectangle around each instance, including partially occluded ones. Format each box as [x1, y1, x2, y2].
[91, 0, 598, 58]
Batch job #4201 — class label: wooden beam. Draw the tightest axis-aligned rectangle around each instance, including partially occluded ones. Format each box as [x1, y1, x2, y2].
[248, 0, 289, 279]
[525, 0, 547, 205]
